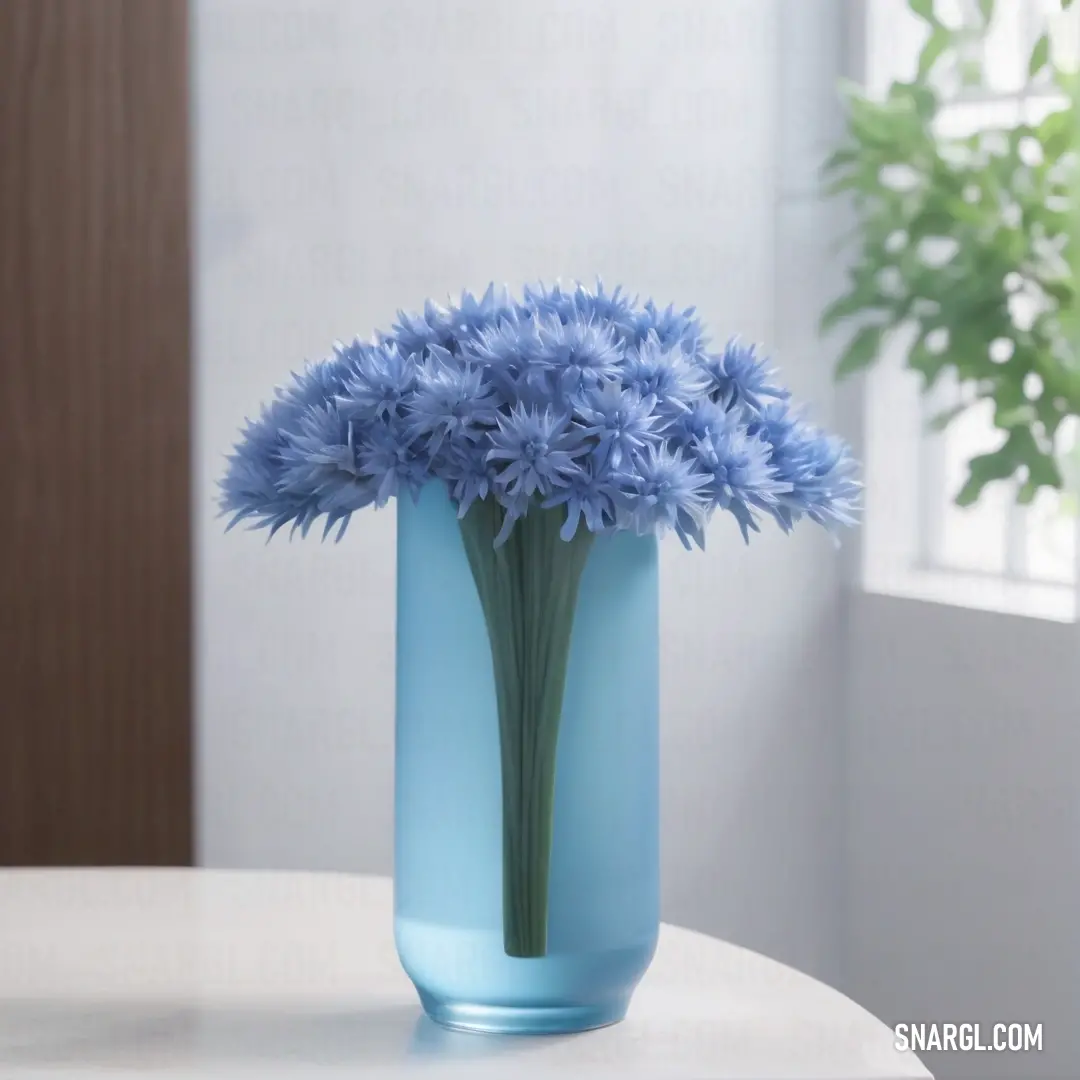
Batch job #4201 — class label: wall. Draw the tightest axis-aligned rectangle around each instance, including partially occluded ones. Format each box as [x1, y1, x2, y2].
[844, 595, 1080, 1078]
[193, 0, 850, 986]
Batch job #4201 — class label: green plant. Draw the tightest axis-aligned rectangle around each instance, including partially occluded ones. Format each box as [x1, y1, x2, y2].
[823, 0, 1077, 507]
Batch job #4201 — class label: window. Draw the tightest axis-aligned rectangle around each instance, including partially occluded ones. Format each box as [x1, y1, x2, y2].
[859, 0, 1079, 621]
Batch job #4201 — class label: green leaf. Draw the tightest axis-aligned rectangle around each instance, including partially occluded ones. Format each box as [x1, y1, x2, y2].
[918, 27, 951, 77]
[1039, 278, 1074, 305]
[960, 56, 983, 86]
[906, 209, 958, 240]
[977, 0, 995, 24]
[836, 324, 886, 378]
[942, 196, 987, 225]
[820, 290, 878, 333]
[846, 98, 922, 150]
[1063, 0, 1074, 10]
[912, 86, 939, 120]
[955, 430, 1063, 506]
[1036, 107, 1073, 158]
[927, 402, 969, 432]
[907, 337, 949, 389]
[823, 174, 861, 196]
[956, 446, 1023, 505]
[908, 0, 937, 23]
[1017, 480, 1038, 504]
[994, 403, 1037, 428]
[836, 77, 867, 104]
[820, 147, 858, 175]
[1027, 450, 1063, 489]
[1029, 33, 1050, 76]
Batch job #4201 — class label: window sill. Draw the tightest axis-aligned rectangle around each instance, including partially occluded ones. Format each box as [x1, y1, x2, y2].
[862, 567, 1077, 624]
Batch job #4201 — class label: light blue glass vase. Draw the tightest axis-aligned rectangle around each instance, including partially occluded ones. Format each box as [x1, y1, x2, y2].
[394, 483, 660, 1035]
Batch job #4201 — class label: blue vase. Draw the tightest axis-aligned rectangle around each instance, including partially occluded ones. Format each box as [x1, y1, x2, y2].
[394, 483, 660, 1035]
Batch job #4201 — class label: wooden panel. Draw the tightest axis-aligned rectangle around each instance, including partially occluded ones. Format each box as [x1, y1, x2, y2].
[0, 0, 193, 864]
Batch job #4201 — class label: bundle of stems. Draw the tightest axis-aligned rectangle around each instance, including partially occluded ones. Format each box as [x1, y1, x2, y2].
[458, 499, 595, 958]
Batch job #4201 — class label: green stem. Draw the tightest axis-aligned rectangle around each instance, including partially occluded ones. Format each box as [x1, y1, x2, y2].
[458, 499, 594, 958]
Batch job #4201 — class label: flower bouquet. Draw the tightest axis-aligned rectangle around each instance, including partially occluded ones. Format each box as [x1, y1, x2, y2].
[221, 280, 859, 1033]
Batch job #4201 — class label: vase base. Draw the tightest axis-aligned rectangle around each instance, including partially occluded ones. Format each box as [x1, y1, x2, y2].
[417, 990, 630, 1036]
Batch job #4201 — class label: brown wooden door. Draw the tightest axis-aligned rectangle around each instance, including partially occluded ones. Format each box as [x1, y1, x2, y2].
[0, 0, 193, 865]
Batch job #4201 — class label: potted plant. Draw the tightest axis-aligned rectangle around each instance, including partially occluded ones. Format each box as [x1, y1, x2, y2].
[219, 279, 859, 1034]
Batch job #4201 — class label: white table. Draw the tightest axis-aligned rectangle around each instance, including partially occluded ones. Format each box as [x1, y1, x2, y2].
[0, 870, 930, 1079]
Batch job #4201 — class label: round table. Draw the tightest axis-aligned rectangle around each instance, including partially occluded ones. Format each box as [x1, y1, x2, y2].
[0, 870, 930, 1079]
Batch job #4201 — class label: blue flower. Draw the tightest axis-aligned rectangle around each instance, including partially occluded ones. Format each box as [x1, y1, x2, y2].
[622, 332, 712, 418]
[666, 397, 732, 449]
[220, 407, 290, 525]
[220, 363, 353, 538]
[283, 355, 355, 412]
[749, 403, 861, 534]
[391, 286, 517, 358]
[689, 419, 787, 543]
[618, 299, 707, 356]
[276, 404, 377, 539]
[407, 346, 499, 455]
[446, 284, 516, 346]
[542, 462, 619, 541]
[616, 443, 712, 550]
[441, 438, 496, 520]
[219, 281, 860, 547]
[221, 421, 318, 539]
[277, 404, 355, 493]
[699, 338, 790, 414]
[466, 311, 548, 400]
[335, 341, 418, 423]
[536, 313, 623, 398]
[486, 404, 588, 499]
[573, 380, 662, 470]
[356, 414, 430, 508]
[492, 490, 533, 548]
[521, 278, 637, 328]
[391, 299, 456, 357]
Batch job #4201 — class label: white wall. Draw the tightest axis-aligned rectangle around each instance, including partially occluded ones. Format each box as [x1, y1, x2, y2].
[194, 0, 852, 987]
[844, 595, 1080, 1078]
